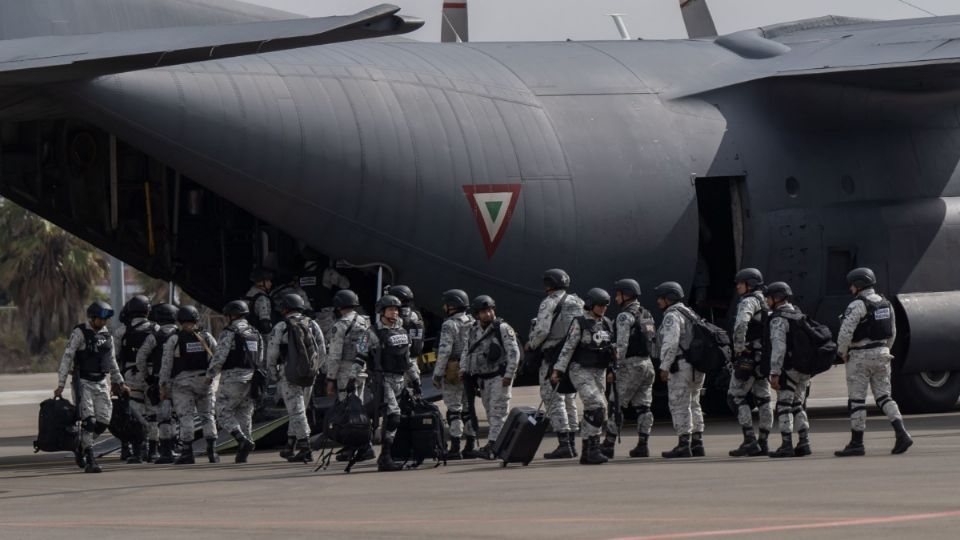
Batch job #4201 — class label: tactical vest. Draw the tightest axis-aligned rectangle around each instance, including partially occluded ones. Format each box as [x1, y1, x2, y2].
[571, 316, 614, 369]
[622, 303, 654, 358]
[401, 307, 425, 357]
[744, 291, 767, 345]
[75, 325, 113, 381]
[467, 320, 506, 375]
[373, 326, 410, 374]
[119, 320, 153, 372]
[172, 331, 211, 377]
[147, 326, 177, 376]
[223, 325, 260, 371]
[851, 296, 894, 343]
[763, 305, 797, 371]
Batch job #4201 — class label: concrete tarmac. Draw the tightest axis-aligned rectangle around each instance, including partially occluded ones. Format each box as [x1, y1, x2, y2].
[2, 371, 959, 540]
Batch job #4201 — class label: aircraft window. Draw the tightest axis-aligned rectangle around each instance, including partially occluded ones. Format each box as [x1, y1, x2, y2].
[841, 175, 855, 194]
[785, 176, 800, 198]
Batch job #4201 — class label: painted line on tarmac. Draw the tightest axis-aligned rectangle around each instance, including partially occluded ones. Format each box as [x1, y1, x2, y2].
[606, 509, 960, 539]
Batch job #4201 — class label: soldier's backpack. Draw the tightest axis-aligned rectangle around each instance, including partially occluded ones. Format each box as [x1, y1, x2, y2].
[314, 393, 372, 473]
[108, 395, 144, 443]
[392, 390, 446, 468]
[782, 313, 837, 376]
[34, 397, 78, 453]
[284, 316, 321, 387]
[676, 307, 732, 373]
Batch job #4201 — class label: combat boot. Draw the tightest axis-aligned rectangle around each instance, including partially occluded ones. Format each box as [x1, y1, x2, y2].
[758, 430, 770, 455]
[446, 437, 462, 460]
[891, 419, 913, 455]
[544, 432, 576, 459]
[834, 430, 865, 457]
[662, 435, 693, 459]
[582, 436, 608, 465]
[73, 446, 86, 469]
[477, 441, 496, 461]
[377, 440, 404, 472]
[600, 433, 617, 459]
[232, 430, 256, 463]
[120, 440, 131, 461]
[794, 430, 812, 457]
[729, 428, 761, 457]
[206, 438, 220, 463]
[154, 439, 176, 464]
[146, 440, 159, 463]
[174, 444, 195, 465]
[462, 436, 480, 459]
[691, 432, 705, 457]
[279, 436, 296, 460]
[769, 433, 795, 458]
[126, 440, 144, 464]
[288, 438, 312, 463]
[83, 448, 101, 473]
[629, 434, 649, 458]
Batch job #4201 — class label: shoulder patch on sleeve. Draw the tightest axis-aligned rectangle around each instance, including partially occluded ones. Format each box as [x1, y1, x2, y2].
[617, 312, 631, 324]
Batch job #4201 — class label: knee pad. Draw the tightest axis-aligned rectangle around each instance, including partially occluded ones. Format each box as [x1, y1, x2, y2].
[847, 399, 867, 413]
[82, 416, 98, 433]
[583, 408, 606, 428]
[876, 394, 892, 409]
[94, 422, 109, 435]
[755, 396, 772, 406]
[635, 405, 651, 415]
[446, 410, 461, 424]
[385, 413, 401, 433]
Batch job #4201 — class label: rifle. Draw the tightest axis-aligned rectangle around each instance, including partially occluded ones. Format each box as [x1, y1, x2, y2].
[462, 373, 480, 435]
[370, 371, 384, 433]
[606, 351, 622, 443]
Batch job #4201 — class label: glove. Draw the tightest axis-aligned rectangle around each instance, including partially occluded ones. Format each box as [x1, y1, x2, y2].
[411, 381, 422, 398]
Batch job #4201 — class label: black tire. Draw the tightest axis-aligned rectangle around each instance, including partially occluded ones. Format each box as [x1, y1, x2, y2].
[892, 370, 960, 413]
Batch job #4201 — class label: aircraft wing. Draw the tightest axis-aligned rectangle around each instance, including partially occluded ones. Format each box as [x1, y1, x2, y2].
[0, 3, 422, 85]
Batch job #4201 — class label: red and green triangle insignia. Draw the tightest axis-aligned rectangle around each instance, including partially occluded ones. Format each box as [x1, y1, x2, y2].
[462, 184, 522, 259]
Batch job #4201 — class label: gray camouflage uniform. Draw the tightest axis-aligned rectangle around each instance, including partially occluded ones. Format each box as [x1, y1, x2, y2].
[606, 301, 657, 438]
[462, 319, 520, 443]
[207, 319, 262, 438]
[135, 324, 178, 442]
[159, 330, 218, 443]
[324, 311, 370, 400]
[527, 291, 584, 434]
[113, 318, 156, 437]
[358, 318, 422, 441]
[837, 288, 902, 432]
[728, 291, 774, 434]
[555, 316, 611, 440]
[659, 303, 704, 436]
[266, 314, 326, 440]
[245, 285, 273, 333]
[432, 311, 476, 439]
[769, 303, 810, 435]
[57, 324, 124, 450]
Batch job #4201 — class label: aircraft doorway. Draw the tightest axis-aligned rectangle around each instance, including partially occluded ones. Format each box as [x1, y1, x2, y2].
[692, 176, 746, 325]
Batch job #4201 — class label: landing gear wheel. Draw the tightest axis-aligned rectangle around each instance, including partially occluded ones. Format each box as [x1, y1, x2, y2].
[893, 370, 960, 413]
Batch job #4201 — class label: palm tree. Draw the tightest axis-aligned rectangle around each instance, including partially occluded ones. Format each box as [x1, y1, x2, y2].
[0, 200, 107, 354]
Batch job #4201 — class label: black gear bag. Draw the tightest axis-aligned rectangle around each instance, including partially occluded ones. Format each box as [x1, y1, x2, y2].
[34, 397, 79, 452]
[676, 307, 732, 373]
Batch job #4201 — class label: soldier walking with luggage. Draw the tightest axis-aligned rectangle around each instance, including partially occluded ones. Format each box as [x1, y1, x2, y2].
[114, 295, 156, 463]
[432, 289, 478, 459]
[135, 303, 180, 464]
[765, 282, 813, 458]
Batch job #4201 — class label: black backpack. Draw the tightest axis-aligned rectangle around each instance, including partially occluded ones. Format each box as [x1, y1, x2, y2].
[34, 397, 78, 453]
[781, 313, 837, 376]
[108, 395, 144, 443]
[676, 307, 731, 373]
[284, 316, 321, 387]
[314, 393, 372, 473]
[392, 390, 446, 468]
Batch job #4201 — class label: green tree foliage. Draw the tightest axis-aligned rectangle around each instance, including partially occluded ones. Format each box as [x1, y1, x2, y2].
[0, 201, 107, 354]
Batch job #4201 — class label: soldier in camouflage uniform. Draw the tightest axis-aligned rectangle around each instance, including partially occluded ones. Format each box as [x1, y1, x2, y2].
[357, 295, 423, 472]
[656, 282, 705, 459]
[114, 295, 155, 463]
[727, 268, 774, 457]
[765, 282, 813, 458]
[55, 301, 129, 473]
[159, 305, 219, 465]
[526, 268, 584, 460]
[206, 300, 261, 464]
[462, 295, 520, 459]
[135, 303, 180, 464]
[835, 267, 913, 456]
[245, 267, 274, 334]
[388, 285, 426, 361]
[266, 293, 326, 462]
[601, 279, 657, 459]
[431, 289, 478, 460]
[552, 288, 614, 465]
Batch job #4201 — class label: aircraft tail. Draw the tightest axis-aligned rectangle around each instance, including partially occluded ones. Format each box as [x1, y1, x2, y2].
[680, 0, 718, 38]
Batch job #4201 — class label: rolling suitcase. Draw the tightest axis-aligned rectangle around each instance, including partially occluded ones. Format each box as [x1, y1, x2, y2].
[493, 406, 549, 467]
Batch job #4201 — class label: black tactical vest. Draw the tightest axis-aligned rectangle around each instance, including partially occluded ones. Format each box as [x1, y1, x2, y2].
[374, 326, 410, 374]
[852, 296, 894, 343]
[622, 303, 654, 358]
[147, 326, 177, 376]
[75, 325, 113, 381]
[223, 325, 260, 371]
[401, 307, 425, 357]
[119, 320, 153, 372]
[172, 331, 211, 377]
[572, 316, 614, 369]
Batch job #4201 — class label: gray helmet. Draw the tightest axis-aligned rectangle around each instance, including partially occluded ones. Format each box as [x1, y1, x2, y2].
[542, 268, 571, 290]
[86, 300, 115, 320]
[149, 303, 178, 324]
[279, 293, 305, 312]
[471, 295, 496, 314]
[222, 300, 250, 317]
[765, 281, 793, 302]
[441, 289, 469, 311]
[653, 281, 684, 302]
[177, 305, 201, 323]
[584, 288, 611, 309]
[734, 268, 764, 289]
[123, 295, 150, 318]
[249, 267, 273, 282]
[387, 285, 414, 305]
[376, 294, 402, 312]
[613, 278, 642, 298]
[847, 267, 876, 289]
[332, 289, 360, 309]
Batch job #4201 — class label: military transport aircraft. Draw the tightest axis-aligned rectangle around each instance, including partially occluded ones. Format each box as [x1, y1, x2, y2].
[1, 0, 960, 413]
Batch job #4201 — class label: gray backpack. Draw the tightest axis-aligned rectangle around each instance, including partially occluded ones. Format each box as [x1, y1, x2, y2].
[284, 316, 321, 387]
